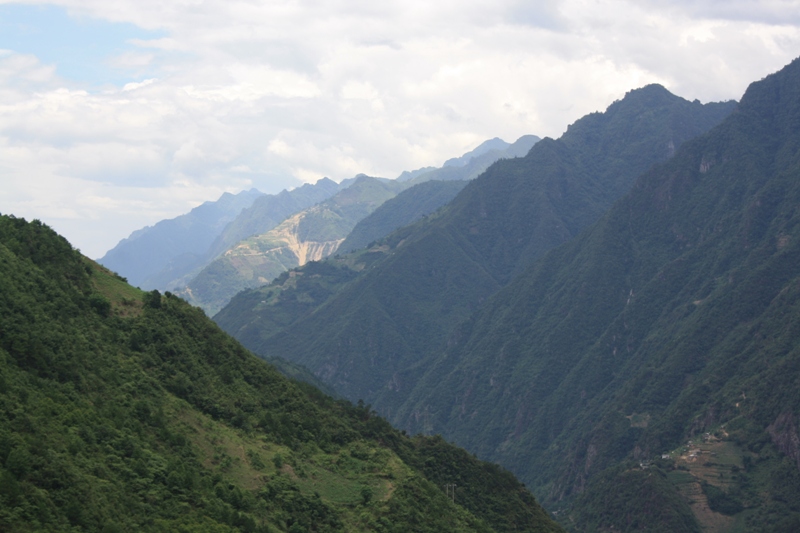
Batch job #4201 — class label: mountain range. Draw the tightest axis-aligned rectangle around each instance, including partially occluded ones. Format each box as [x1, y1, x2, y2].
[178, 176, 408, 316]
[59, 56, 800, 531]
[99, 178, 346, 291]
[98, 187, 264, 288]
[99, 135, 539, 317]
[216, 59, 800, 531]
[218, 84, 736, 420]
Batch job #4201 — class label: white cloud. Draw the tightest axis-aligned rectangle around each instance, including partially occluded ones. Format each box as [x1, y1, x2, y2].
[1, 0, 799, 257]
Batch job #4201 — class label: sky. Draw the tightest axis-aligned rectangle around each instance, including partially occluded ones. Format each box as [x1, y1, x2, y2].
[0, 0, 799, 258]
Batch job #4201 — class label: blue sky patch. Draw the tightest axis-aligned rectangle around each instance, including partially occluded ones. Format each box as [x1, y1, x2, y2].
[0, 4, 167, 87]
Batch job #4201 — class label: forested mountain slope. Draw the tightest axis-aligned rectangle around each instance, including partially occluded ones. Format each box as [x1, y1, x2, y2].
[337, 179, 468, 254]
[219, 85, 736, 420]
[398, 58, 800, 532]
[0, 214, 562, 533]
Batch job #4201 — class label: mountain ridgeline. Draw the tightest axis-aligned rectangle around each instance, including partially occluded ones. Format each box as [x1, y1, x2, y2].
[337, 179, 469, 255]
[98, 188, 263, 289]
[401, 135, 541, 185]
[98, 134, 539, 312]
[0, 214, 562, 533]
[217, 84, 737, 428]
[394, 57, 800, 531]
[178, 176, 408, 316]
[99, 178, 344, 292]
[175, 136, 541, 316]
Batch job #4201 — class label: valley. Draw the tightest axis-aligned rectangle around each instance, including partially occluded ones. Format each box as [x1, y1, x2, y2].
[11, 56, 800, 533]
[214, 60, 800, 531]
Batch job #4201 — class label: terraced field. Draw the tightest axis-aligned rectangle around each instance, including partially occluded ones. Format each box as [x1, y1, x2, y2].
[666, 434, 748, 532]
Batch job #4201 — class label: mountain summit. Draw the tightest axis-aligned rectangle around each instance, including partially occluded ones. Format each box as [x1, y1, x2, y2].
[397, 57, 800, 531]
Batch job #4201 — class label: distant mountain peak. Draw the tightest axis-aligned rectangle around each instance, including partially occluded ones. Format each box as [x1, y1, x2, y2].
[443, 137, 510, 167]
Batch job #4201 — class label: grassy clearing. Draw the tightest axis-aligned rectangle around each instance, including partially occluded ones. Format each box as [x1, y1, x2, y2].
[87, 258, 145, 317]
[169, 396, 412, 525]
[172, 398, 283, 489]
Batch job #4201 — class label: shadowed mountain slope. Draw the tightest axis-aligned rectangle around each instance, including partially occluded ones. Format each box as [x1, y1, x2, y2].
[325, 136, 541, 256]
[220, 85, 736, 420]
[338, 179, 469, 254]
[398, 58, 800, 531]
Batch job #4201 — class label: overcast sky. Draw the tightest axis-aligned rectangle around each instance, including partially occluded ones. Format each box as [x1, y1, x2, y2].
[1, 0, 799, 258]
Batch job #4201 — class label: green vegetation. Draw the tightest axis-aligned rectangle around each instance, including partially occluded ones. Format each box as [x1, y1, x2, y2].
[0, 214, 562, 532]
[701, 481, 743, 516]
[391, 58, 800, 530]
[217, 84, 736, 430]
[573, 465, 700, 532]
[217, 60, 800, 531]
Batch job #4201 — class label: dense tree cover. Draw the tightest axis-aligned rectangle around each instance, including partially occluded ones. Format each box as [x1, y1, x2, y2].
[217, 84, 736, 424]
[216, 260, 363, 355]
[572, 466, 700, 532]
[393, 58, 800, 530]
[0, 214, 562, 532]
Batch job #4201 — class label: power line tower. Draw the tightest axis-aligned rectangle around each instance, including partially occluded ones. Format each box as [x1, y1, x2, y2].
[444, 483, 457, 503]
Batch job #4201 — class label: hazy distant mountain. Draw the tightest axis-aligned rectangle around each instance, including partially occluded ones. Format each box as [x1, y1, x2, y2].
[97, 188, 262, 288]
[404, 135, 540, 185]
[200, 177, 344, 266]
[337, 180, 468, 255]
[105, 134, 537, 297]
[443, 137, 518, 167]
[179, 176, 406, 315]
[144, 178, 343, 291]
[98, 178, 347, 292]
[396, 166, 436, 182]
[176, 135, 539, 314]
